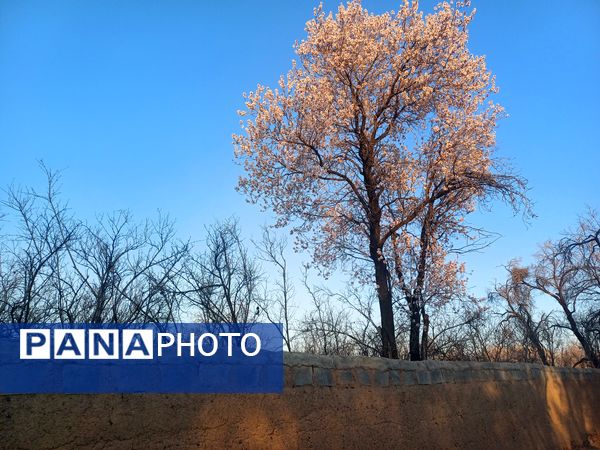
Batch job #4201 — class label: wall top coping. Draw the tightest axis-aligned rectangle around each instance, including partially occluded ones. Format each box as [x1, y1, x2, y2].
[283, 352, 599, 375]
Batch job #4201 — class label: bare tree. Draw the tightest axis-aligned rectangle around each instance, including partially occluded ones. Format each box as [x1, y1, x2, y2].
[417, 300, 482, 361]
[0, 168, 76, 323]
[0, 166, 190, 325]
[522, 211, 600, 367]
[298, 270, 381, 357]
[299, 284, 358, 357]
[254, 227, 296, 351]
[181, 218, 261, 324]
[492, 264, 551, 365]
[65, 212, 189, 324]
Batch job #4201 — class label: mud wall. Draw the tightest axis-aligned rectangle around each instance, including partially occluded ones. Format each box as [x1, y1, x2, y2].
[1, 353, 599, 449]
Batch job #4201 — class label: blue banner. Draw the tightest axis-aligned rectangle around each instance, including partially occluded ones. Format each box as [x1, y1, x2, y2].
[0, 323, 283, 393]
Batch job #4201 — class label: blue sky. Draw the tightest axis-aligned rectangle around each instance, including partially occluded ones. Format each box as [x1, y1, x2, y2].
[1, 0, 599, 311]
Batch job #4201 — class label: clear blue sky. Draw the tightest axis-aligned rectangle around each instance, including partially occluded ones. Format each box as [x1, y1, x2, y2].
[1, 0, 599, 309]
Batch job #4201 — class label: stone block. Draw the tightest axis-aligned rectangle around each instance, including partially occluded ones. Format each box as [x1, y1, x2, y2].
[389, 370, 402, 385]
[430, 369, 444, 384]
[336, 369, 355, 386]
[417, 370, 431, 385]
[440, 369, 455, 384]
[527, 367, 543, 379]
[374, 371, 389, 386]
[402, 370, 418, 385]
[293, 366, 313, 387]
[493, 370, 510, 382]
[313, 367, 333, 386]
[510, 370, 527, 381]
[476, 370, 493, 382]
[453, 369, 470, 383]
[356, 369, 372, 385]
[285, 352, 335, 369]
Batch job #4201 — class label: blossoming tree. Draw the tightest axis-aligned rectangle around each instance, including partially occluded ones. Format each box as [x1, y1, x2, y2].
[235, 0, 527, 358]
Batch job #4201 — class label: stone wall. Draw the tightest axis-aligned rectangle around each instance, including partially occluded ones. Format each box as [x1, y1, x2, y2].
[285, 352, 598, 387]
[1, 353, 599, 449]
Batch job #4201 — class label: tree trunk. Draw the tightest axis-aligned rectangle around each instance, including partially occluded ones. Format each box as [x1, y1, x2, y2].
[363, 141, 398, 359]
[561, 302, 599, 368]
[408, 296, 421, 360]
[420, 307, 429, 360]
[373, 256, 399, 359]
[522, 312, 549, 366]
[530, 334, 549, 366]
[409, 202, 433, 361]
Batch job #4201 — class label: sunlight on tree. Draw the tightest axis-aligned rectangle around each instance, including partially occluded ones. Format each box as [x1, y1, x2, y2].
[234, 0, 529, 358]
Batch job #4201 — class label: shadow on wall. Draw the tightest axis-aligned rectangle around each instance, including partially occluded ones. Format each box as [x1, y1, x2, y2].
[1, 357, 599, 449]
[544, 371, 599, 449]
